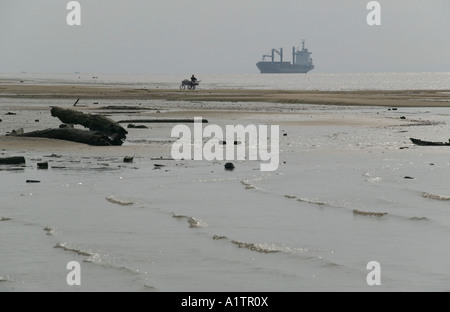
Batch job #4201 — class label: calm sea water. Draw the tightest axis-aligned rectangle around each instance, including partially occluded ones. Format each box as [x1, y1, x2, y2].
[1, 72, 450, 293]
[1, 71, 450, 91]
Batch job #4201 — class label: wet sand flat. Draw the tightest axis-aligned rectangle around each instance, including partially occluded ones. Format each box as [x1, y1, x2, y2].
[0, 84, 449, 107]
[0, 82, 447, 154]
[3, 82, 450, 291]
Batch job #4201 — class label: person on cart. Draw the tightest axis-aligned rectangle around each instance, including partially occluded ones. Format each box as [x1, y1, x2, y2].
[180, 75, 199, 90]
[191, 75, 198, 85]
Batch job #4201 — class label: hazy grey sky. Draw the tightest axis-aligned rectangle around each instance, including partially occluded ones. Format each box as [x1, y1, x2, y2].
[1, 0, 449, 74]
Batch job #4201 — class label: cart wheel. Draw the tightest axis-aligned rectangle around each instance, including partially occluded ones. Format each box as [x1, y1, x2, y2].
[180, 85, 185, 90]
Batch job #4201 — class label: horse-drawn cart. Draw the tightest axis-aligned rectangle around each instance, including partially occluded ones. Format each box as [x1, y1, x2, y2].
[180, 79, 200, 90]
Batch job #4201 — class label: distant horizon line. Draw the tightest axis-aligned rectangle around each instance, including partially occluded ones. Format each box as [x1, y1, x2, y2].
[2, 71, 449, 75]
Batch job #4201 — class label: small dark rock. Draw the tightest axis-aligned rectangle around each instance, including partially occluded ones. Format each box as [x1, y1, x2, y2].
[35, 119, 39, 122]
[127, 124, 148, 129]
[0, 156, 26, 165]
[404, 176, 415, 180]
[283, 133, 287, 136]
[9, 128, 24, 136]
[26, 180, 40, 183]
[5, 112, 16, 115]
[219, 140, 240, 145]
[123, 156, 134, 163]
[37, 162, 49, 170]
[45, 154, 62, 158]
[224, 162, 235, 171]
[400, 116, 406, 120]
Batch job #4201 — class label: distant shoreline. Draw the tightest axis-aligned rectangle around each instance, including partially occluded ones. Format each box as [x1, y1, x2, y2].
[0, 84, 449, 107]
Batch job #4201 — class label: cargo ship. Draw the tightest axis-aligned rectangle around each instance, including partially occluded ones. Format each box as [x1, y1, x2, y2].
[256, 40, 314, 74]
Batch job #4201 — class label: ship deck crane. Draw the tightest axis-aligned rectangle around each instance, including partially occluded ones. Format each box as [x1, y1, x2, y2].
[262, 48, 283, 63]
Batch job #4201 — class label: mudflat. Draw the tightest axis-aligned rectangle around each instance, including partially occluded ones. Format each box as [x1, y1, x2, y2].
[0, 83, 449, 107]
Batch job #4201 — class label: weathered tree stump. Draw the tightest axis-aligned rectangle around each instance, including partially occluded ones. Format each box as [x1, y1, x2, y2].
[50, 107, 128, 145]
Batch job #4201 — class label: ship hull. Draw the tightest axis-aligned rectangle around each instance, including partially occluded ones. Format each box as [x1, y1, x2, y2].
[256, 61, 314, 74]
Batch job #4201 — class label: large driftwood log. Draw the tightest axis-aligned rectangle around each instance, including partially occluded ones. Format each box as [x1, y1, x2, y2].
[16, 128, 114, 146]
[50, 107, 128, 145]
[410, 138, 450, 146]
